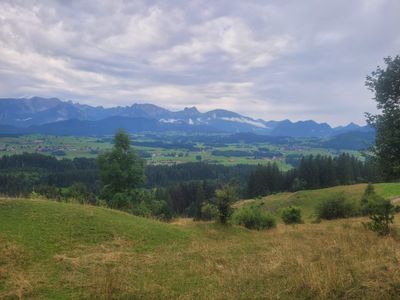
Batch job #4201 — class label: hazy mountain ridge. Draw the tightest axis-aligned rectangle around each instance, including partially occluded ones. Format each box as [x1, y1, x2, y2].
[0, 97, 372, 137]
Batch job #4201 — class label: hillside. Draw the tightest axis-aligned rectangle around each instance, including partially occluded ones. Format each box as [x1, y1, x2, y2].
[1, 191, 400, 299]
[238, 183, 400, 221]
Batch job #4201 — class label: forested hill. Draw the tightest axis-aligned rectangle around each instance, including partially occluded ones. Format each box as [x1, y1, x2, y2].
[0, 152, 378, 219]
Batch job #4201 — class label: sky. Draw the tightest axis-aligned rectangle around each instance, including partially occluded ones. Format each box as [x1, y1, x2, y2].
[0, 0, 399, 126]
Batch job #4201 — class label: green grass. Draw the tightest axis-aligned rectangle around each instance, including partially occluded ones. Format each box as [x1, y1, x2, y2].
[238, 183, 400, 221]
[0, 199, 189, 257]
[0, 134, 362, 168]
[2, 195, 400, 299]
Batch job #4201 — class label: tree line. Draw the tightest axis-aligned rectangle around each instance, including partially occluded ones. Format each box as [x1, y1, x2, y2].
[0, 140, 380, 221]
[247, 154, 378, 198]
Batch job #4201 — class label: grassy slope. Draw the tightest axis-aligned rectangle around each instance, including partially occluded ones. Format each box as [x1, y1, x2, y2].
[0, 199, 190, 299]
[1, 187, 400, 299]
[237, 183, 400, 221]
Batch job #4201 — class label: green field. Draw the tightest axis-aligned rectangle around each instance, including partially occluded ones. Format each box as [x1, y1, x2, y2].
[2, 183, 400, 299]
[237, 183, 400, 221]
[0, 134, 360, 168]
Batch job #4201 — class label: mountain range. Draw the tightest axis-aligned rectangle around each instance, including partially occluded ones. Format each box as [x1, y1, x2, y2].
[0, 97, 373, 137]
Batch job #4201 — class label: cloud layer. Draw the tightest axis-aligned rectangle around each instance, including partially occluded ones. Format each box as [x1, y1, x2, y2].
[0, 0, 399, 125]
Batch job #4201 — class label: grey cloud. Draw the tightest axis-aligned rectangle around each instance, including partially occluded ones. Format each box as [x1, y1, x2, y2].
[0, 0, 399, 125]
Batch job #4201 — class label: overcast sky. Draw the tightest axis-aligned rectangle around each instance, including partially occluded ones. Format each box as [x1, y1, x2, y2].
[0, 0, 399, 126]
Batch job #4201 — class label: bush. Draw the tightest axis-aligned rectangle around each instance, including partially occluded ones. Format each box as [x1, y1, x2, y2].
[360, 184, 395, 235]
[199, 202, 218, 221]
[363, 198, 394, 235]
[215, 184, 238, 224]
[360, 183, 377, 215]
[316, 193, 355, 220]
[110, 192, 132, 209]
[281, 206, 303, 224]
[131, 189, 174, 221]
[233, 206, 276, 230]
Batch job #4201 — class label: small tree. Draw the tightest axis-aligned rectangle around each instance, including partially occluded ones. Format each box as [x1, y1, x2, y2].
[97, 129, 145, 205]
[361, 184, 395, 235]
[362, 183, 375, 199]
[361, 183, 378, 214]
[364, 197, 395, 235]
[215, 184, 238, 224]
[281, 206, 303, 224]
[366, 55, 400, 180]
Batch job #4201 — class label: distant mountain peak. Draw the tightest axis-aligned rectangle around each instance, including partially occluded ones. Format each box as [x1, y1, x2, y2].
[183, 106, 199, 114]
[0, 97, 370, 137]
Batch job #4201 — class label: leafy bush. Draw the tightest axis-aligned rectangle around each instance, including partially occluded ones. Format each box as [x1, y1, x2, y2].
[363, 197, 394, 235]
[215, 184, 238, 224]
[131, 190, 173, 221]
[316, 193, 356, 220]
[360, 183, 377, 214]
[360, 184, 394, 235]
[110, 192, 132, 209]
[233, 206, 276, 230]
[281, 206, 303, 224]
[199, 202, 218, 221]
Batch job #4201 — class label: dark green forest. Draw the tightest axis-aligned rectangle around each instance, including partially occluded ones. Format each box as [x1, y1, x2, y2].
[0, 149, 380, 220]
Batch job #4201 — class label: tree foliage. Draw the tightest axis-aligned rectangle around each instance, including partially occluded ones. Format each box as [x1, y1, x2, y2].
[233, 206, 276, 230]
[281, 206, 303, 224]
[215, 184, 238, 224]
[247, 154, 377, 199]
[316, 193, 355, 220]
[360, 184, 395, 235]
[363, 197, 394, 236]
[366, 55, 400, 180]
[97, 129, 145, 202]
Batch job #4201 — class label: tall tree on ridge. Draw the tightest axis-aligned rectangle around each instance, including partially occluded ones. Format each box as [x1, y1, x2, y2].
[97, 129, 145, 202]
[366, 55, 400, 180]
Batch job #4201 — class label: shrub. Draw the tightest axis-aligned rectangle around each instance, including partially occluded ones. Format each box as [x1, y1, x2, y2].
[199, 202, 218, 221]
[215, 184, 238, 224]
[316, 193, 355, 220]
[362, 192, 395, 235]
[233, 206, 276, 230]
[281, 206, 303, 224]
[360, 183, 377, 215]
[367, 199, 394, 235]
[131, 190, 173, 221]
[110, 192, 132, 209]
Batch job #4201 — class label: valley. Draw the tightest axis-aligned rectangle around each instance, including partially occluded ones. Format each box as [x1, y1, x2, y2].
[0, 133, 362, 167]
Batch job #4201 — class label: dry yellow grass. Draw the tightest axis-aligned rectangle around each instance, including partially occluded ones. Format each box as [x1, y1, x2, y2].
[2, 199, 400, 299]
[0, 237, 43, 299]
[39, 217, 400, 299]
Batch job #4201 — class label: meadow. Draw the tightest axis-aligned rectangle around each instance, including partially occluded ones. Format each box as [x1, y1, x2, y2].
[1, 182, 400, 299]
[238, 183, 400, 222]
[0, 134, 360, 168]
